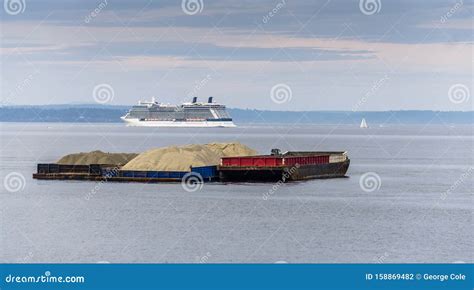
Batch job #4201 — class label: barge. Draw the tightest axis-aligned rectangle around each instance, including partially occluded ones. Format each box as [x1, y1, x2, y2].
[33, 149, 349, 183]
[218, 149, 350, 182]
[33, 164, 218, 182]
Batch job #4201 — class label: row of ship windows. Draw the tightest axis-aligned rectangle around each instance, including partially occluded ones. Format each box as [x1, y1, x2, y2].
[130, 110, 230, 118]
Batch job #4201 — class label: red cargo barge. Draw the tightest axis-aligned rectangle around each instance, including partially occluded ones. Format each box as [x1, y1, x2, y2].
[218, 149, 350, 182]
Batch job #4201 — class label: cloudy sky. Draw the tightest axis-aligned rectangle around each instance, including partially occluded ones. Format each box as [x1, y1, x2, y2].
[1, 0, 472, 110]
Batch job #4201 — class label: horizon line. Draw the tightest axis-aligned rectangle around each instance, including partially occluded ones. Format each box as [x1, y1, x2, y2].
[1, 103, 473, 113]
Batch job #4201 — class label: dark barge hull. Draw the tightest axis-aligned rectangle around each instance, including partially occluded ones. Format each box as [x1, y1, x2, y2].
[218, 159, 350, 182]
[32, 164, 218, 182]
[32, 173, 185, 183]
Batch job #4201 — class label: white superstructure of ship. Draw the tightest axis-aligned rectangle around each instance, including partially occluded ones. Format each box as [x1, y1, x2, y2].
[121, 97, 236, 127]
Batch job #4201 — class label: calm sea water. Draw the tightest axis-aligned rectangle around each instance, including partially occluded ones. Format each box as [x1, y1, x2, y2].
[0, 122, 472, 263]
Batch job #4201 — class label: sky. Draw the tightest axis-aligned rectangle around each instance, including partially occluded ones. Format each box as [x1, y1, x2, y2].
[1, 0, 473, 111]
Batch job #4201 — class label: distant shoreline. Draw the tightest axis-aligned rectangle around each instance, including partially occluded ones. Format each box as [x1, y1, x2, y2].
[0, 105, 472, 124]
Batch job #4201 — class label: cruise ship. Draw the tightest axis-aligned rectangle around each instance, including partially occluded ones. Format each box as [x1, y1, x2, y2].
[121, 97, 236, 127]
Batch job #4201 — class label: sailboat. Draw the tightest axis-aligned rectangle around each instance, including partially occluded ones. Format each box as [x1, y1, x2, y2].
[360, 118, 368, 128]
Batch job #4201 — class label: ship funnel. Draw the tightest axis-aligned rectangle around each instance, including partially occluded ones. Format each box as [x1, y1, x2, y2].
[208, 96, 213, 103]
[192, 97, 197, 103]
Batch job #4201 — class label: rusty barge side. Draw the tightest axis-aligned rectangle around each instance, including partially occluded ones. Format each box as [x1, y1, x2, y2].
[218, 151, 350, 182]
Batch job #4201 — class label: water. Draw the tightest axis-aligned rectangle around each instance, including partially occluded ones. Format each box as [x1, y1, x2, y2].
[0, 123, 472, 263]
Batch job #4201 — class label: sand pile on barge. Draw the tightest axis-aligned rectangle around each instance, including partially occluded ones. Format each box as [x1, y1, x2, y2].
[206, 142, 257, 157]
[122, 142, 257, 171]
[57, 151, 138, 166]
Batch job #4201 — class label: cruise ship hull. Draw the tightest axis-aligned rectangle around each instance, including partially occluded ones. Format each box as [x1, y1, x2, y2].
[121, 117, 236, 128]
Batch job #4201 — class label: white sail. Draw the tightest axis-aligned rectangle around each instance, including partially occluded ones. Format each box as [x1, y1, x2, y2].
[360, 118, 368, 128]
